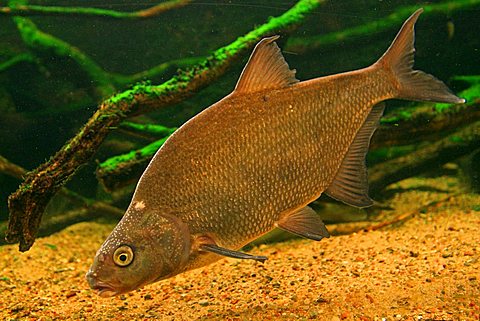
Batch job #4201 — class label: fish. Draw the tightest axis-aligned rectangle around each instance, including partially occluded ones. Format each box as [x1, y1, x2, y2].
[86, 8, 464, 297]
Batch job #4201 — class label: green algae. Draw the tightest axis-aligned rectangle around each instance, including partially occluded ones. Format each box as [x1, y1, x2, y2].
[10, 11, 115, 98]
[99, 137, 169, 173]
[381, 110, 414, 124]
[43, 243, 57, 250]
[449, 135, 464, 143]
[368, 145, 417, 164]
[0, 53, 34, 72]
[435, 75, 480, 112]
[378, 75, 479, 130]
[120, 122, 177, 137]
[107, 0, 322, 112]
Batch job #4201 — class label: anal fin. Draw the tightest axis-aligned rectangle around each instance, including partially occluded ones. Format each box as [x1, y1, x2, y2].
[275, 206, 330, 241]
[325, 103, 385, 208]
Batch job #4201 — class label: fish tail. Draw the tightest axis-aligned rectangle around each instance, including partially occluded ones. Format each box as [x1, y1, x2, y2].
[375, 8, 465, 104]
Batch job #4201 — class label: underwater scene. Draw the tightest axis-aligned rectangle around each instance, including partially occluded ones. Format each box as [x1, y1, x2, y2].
[1, 0, 480, 320]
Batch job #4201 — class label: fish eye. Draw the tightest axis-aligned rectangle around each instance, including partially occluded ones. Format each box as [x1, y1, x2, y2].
[113, 245, 134, 267]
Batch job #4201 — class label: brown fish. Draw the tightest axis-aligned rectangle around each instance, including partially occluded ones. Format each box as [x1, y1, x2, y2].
[86, 8, 464, 297]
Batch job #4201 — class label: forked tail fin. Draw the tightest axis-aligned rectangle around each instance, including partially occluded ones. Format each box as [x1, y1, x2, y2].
[375, 8, 465, 104]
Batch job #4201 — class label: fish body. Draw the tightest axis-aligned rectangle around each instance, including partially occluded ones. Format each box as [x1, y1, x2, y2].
[87, 9, 464, 297]
[137, 67, 389, 260]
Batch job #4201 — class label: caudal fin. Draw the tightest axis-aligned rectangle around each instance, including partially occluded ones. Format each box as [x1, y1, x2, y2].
[375, 8, 465, 104]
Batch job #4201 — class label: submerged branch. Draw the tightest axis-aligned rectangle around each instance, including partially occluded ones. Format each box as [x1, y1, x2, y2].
[0, 155, 123, 243]
[6, 0, 322, 251]
[286, 0, 480, 53]
[0, 155, 123, 244]
[112, 56, 205, 87]
[97, 122, 176, 190]
[96, 136, 170, 191]
[119, 122, 177, 137]
[372, 80, 480, 148]
[0, 53, 36, 72]
[0, 0, 190, 19]
[0, 155, 123, 219]
[0, 156, 25, 179]
[369, 79, 480, 191]
[369, 117, 480, 194]
[7, 9, 203, 101]
[5, 1, 200, 100]
[12, 15, 115, 98]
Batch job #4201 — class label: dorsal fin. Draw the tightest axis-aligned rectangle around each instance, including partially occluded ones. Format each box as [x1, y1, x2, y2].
[325, 103, 385, 208]
[234, 35, 299, 93]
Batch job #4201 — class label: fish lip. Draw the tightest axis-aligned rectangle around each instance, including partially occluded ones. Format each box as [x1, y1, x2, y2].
[90, 281, 119, 298]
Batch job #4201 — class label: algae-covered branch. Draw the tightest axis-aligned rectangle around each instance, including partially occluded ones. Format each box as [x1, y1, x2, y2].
[1, 0, 478, 253]
[4, 0, 323, 251]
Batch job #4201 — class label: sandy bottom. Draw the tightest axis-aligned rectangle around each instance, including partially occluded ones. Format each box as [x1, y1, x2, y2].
[0, 176, 479, 321]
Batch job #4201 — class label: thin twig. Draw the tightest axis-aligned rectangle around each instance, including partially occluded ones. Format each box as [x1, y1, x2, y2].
[0, 156, 25, 179]
[3, 1, 202, 99]
[286, 0, 480, 53]
[0, 0, 190, 19]
[0, 53, 36, 72]
[113, 56, 205, 86]
[365, 194, 455, 232]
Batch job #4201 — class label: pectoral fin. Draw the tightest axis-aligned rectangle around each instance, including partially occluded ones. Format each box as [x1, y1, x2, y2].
[275, 206, 330, 241]
[199, 243, 267, 263]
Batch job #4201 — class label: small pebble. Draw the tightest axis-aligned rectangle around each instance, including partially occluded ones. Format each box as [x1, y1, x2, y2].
[315, 296, 328, 304]
[65, 291, 77, 299]
[198, 300, 209, 307]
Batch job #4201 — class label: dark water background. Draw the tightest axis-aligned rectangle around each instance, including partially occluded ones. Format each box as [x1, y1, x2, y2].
[0, 0, 479, 229]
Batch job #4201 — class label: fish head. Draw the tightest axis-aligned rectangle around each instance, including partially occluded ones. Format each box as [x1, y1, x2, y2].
[86, 206, 191, 297]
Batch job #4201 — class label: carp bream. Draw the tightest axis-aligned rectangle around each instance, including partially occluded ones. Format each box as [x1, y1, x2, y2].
[86, 9, 464, 297]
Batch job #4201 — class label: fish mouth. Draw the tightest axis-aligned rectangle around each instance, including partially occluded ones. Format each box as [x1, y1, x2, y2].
[86, 270, 120, 297]
[90, 282, 118, 298]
